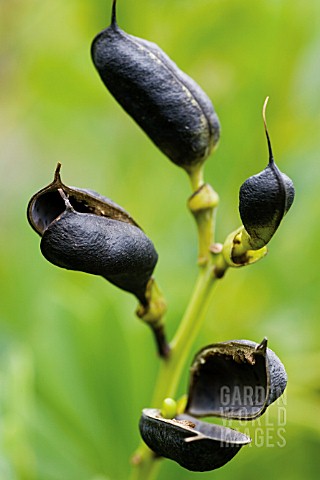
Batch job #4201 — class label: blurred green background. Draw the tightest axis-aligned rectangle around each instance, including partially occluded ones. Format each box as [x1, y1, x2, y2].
[1, 0, 319, 479]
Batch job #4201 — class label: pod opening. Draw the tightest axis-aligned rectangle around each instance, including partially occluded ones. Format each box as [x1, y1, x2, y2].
[29, 188, 96, 236]
[187, 350, 268, 419]
[139, 409, 250, 472]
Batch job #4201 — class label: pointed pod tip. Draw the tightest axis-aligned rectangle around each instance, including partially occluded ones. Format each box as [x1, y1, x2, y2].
[262, 96, 274, 165]
[262, 96, 269, 127]
[54, 162, 62, 182]
[256, 337, 268, 353]
[111, 0, 118, 26]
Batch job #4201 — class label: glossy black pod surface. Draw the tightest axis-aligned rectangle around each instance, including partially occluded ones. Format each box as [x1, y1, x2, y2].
[186, 338, 287, 420]
[91, 0, 220, 170]
[139, 409, 250, 472]
[27, 164, 158, 304]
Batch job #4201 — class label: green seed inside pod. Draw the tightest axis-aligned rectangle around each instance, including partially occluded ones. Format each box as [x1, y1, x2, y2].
[186, 338, 287, 420]
[239, 98, 295, 249]
[139, 408, 251, 472]
[161, 398, 177, 419]
[91, 0, 220, 170]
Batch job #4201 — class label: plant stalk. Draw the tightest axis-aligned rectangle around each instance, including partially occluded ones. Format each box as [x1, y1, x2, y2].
[129, 167, 225, 480]
[129, 254, 227, 479]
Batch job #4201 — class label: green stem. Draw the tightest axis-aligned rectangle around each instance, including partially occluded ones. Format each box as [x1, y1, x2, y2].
[130, 455, 161, 480]
[129, 167, 224, 480]
[156, 264, 217, 401]
[188, 164, 204, 191]
[194, 203, 217, 265]
[129, 256, 227, 480]
[187, 173, 219, 265]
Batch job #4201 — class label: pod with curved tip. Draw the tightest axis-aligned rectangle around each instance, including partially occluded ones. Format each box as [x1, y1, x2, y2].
[27, 164, 158, 305]
[91, 0, 220, 171]
[139, 408, 251, 472]
[186, 338, 287, 420]
[239, 98, 295, 249]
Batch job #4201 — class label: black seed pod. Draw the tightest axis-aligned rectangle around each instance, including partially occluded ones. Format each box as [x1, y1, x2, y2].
[91, 0, 220, 170]
[27, 164, 158, 304]
[186, 338, 287, 420]
[239, 98, 295, 249]
[139, 409, 250, 472]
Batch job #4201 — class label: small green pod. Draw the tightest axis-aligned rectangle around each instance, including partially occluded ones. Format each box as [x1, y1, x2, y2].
[186, 338, 287, 420]
[91, 0, 220, 170]
[27, 164, 158, 305]
[239, 99, 295, 249]
[139, 409, 250, 472]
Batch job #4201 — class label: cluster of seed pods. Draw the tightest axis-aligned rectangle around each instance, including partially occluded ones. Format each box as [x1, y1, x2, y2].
[27, 0, 294, 473]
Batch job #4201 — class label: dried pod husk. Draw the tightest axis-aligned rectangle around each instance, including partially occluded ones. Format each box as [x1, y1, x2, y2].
[91, 0, 220, 171]
[186, 338, 287, 420]
[239, 100, 295, 249]
[139, 408, 250, 472]
[27, 163, 138, 233]
[27, 164, 158, 304]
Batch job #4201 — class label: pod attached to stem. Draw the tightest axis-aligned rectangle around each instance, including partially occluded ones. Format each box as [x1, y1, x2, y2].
[239, 97, 295, 250]
[27, 164, 169, 357]
[223, 98, 295, 266]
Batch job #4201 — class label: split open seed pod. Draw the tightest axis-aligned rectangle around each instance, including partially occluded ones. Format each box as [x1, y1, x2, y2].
[27, 163, 158, 305]
[139, 409, 251, 472]
[91, 0, 220, 171]
[139, 338, 286, 470]
[186, 338, 287, 420]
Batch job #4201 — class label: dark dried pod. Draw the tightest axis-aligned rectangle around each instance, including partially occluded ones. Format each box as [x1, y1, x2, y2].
[239, 98, 295, 249]
[91, 0, 220, 171]
[27, 164, 158, 304]
[139, 409, 250, 472]
[186, 338, 287, 420]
